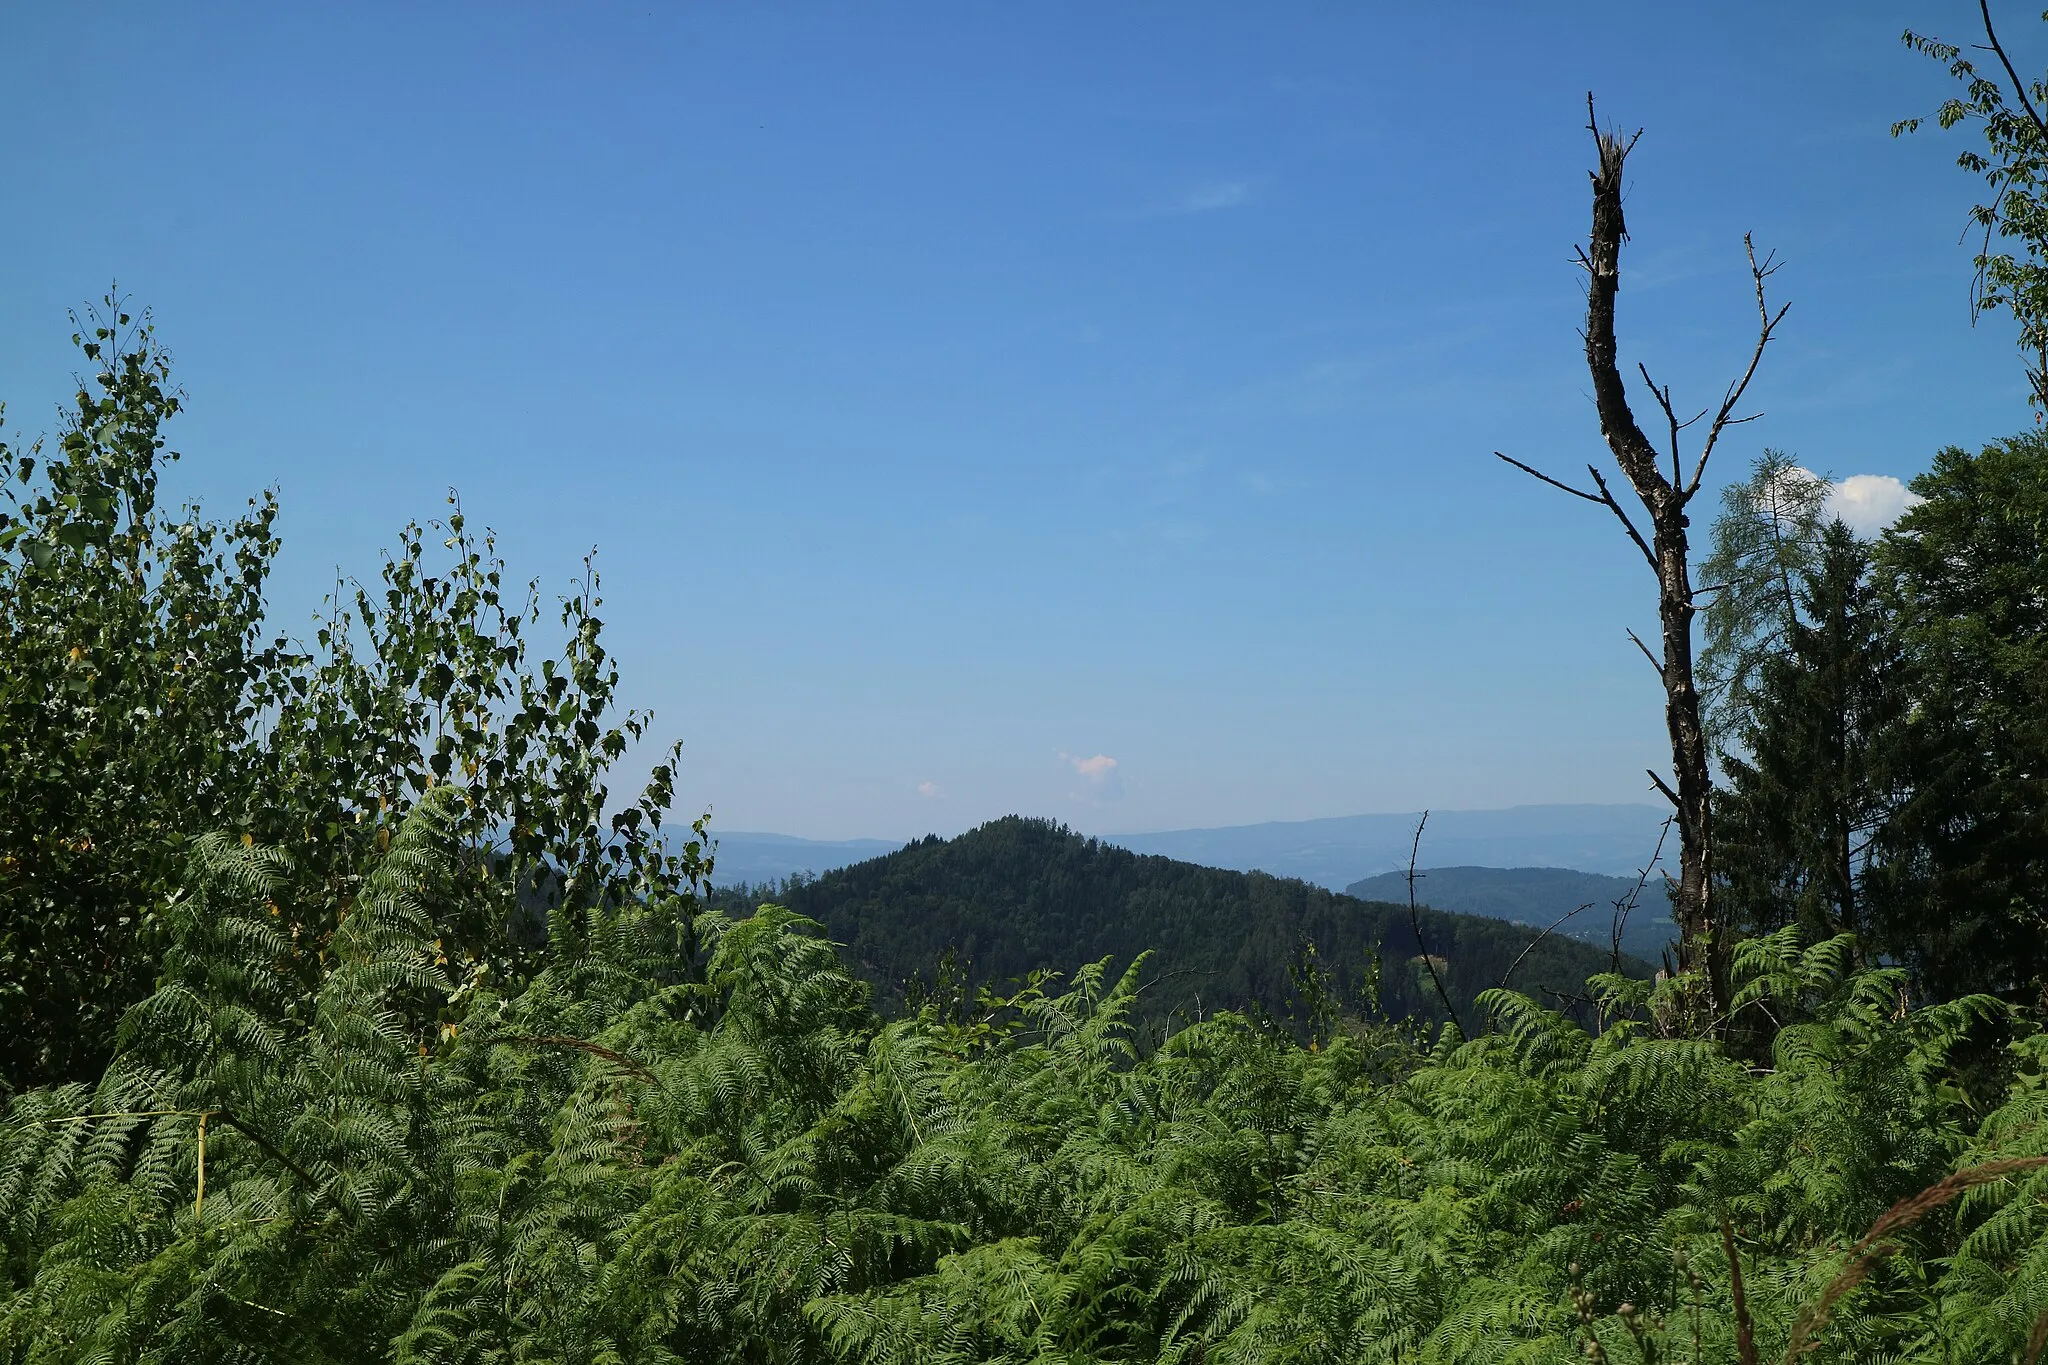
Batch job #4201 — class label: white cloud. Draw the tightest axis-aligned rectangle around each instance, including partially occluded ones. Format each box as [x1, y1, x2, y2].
[1059, 751, 1124, 801]
[1826, 474, 1924, 537]
[1759, 463, 1923, 539]
[916, 780, 942, 800]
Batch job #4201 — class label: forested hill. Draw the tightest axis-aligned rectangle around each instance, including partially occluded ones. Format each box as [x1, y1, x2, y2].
[715, 816, 1646, 1033]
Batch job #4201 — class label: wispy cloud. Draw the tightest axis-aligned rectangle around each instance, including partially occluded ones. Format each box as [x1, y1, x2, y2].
[1172, 180, 1253, 214]
[916, 780, 942, 800]
[1127, 180, 1257, 219]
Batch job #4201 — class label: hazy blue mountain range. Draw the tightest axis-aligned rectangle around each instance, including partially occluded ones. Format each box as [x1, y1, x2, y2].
[1344, 865, 1678, 966]
[707, 803, 1674, 891]
[1103, 804, 1672, 889]
[707, 832, 903, 887]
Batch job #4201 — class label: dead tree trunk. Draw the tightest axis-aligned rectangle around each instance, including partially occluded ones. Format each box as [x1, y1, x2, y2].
[1498, 99, 1787, 1016]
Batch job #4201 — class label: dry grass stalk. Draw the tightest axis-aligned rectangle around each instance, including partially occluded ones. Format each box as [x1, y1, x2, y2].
[1783, 1155, 2048, 1362]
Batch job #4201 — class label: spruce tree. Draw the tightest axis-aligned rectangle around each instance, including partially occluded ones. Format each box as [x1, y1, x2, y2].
[1717, 522, 1901, 950]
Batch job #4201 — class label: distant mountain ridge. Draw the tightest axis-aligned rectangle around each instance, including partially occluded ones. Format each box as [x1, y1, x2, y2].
[1344, 866, 1677, 965]
[707, 832, 904, 887]
[708, 803, 1672, 891]
[717, 816, 1649, 1037]
[1102, 803, 1672, 889]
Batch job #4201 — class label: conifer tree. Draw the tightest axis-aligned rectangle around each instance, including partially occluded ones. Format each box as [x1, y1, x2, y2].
[1717, 522, 1901, 949]
[1867, 431, 2048, 1001]
[1699, 451, 1833, 754]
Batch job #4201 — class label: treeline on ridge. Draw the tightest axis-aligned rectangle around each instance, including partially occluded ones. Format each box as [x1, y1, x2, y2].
[710, 816, 1648, 1038]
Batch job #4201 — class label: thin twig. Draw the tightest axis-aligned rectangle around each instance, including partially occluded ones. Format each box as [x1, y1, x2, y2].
[1626, 628, 1663, 677]
[1495, 450, 1660, 571]
[1612, 816, 1674, 976]
[1499, 902, 1593, 991]
[1405, 811, 1462, 1039]
[19, 1107, 214, 1128]
[1133, 965, 1213, 1000]
[1584, 465, 1660, 570]
[1981, 0, 2048, 144]
[1686, 235, 1790, 495]
[1637, 361, 1686, 484]
[1495, 451, 1604, 504]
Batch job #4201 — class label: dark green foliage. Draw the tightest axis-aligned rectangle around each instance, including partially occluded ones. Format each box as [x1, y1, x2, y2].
[722, 817, 1648, 1038]
[1866, 432, 2048, 1001]
[1705, 436, 2048, 1009]
[5, 805, 2046, 1363]
[1717, 523, 1901, 950]
[1344, 866, 1677, 966]
[0, 301, 284, 1093]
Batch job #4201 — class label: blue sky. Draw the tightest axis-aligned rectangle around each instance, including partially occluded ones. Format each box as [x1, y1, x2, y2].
[0, 3, 2029, 839]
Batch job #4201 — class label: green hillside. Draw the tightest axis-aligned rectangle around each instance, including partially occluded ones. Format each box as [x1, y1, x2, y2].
[1345, 865, 1679, 965]
[715, 816, 1647, 1036]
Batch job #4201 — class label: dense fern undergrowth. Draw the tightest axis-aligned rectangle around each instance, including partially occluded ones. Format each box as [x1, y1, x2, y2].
[7, 791, 2048, 1363]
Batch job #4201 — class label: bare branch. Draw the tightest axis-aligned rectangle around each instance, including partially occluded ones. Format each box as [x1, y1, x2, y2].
[1499, 901, 1593, 992]
[1981, 0, 2048, 146]
[1587, 90, 1643, 158]
[1612, 815, 1675, 975]
[1637, 360, 1684, 481]
[1626, 627, 1664, 676]
[1134, 965, 1213, 1000]
[1586, 465, 1659, 571]
[1496, 450, 1658, 572]
[1646, 768, 1681, 808]
[1405, 811, 1463, 1040]
[1495, 451, 1602, 503]
[1687, 234, 1790, 495]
